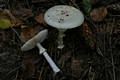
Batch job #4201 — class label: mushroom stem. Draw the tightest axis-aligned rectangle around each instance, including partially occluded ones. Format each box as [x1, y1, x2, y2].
[36, 43, 60, 73]
[57, 29, 67, 49]
[43, 52, 60, 73]
[36, 43, 46, 54]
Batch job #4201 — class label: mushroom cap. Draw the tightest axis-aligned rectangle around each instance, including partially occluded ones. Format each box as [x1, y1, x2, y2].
[21, 29, 48, 51]
[44, 5, 84, 29]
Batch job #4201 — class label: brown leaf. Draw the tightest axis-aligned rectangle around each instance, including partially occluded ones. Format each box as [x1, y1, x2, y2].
[1, 30, 8, 42]
[90, 7, 107, 22]
[35, 13, 47, 26]
[0, 9, 24, 27]
[20, 26, 39, 42]
[71, 57, 83, 71]
[113, 25, 120, 34]
[22, 59, 35, 80]
[12, 8, 34, 20]
[81, 22, 95, 48]
[1, 9, 16, 24]
[22, 51, 36, 80]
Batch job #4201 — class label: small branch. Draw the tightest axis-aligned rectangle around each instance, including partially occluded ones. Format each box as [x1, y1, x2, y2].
[109, 19, 116, 80]
[110, 52, 116, 80]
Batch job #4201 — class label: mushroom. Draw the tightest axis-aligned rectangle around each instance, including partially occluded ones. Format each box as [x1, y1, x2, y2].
[21, 29, 60, 74]
[44, 5, 84, 49]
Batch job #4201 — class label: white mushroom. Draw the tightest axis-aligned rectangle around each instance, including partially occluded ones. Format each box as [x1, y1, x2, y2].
[21, 29, 48, 51]
[44, 5, 84, 49]
[21, 29, 60, 74]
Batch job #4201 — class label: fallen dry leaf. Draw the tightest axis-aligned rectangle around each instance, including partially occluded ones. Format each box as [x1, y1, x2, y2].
[22, 59, 35, 80]
[0, 19, 15, 29]
[0, 9, 21, 29]
[1, 9, 17, 24]
[90, 7, 107, 22]
[22, 51, 36, 80]
[1, 30, 8, 41]
[113, 27, 120, 34]
[71, 57, 83, 71]
[35, 13, 47, 26]
[12, 8, 34, 21]
[0, 9, 24, 29]
[20, 25, 39, 42]
[81, 22, 95, 48]
[113, 23, 120, 34]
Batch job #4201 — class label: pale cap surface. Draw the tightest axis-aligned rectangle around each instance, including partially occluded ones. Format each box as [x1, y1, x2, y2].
[44, 5, 84, 29]
[21, 29, 48, 51]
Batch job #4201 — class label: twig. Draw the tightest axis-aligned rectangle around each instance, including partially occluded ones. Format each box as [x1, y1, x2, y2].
[15, 70, 19, 80]
[96, 46, 120, 72]
[24, 0, 31, 9]
[109, 15, 120, 17]
[70, 0, 80, 9]
[10, 28, 19, 38]
[110, 52, 116, 80]
[79, 68, 89, 80]
[10, 27, 23, 47]
[109, 19, 116, 80]
[38, 62, 45, 80]
[7, 64, 23, 76]
[96, 47, 104, 57]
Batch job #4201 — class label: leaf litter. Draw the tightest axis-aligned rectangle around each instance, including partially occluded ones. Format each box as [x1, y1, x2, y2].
[0, 0, 120, 80]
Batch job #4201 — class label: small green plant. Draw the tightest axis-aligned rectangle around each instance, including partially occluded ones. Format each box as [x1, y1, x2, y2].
[83, 0, 92, 15]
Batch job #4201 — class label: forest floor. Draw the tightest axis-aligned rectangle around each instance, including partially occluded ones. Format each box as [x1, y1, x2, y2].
[0, 0, 120, 80]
